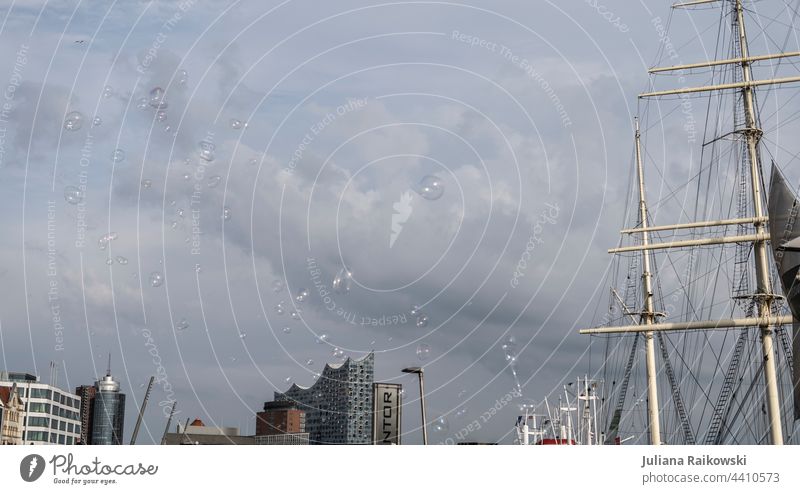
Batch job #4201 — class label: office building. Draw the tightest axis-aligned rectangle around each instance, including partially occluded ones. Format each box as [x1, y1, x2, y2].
[255, 401, 305, 436]
[273, 352, 374, 444]
[91, 372, 125, 445]
[0, 371, 81, 445]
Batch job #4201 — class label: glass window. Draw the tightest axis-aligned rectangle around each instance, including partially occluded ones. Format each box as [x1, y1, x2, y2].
[66, 436, 73, 445]
[59, 421, 66, 431]
[58, 434, 65, 445]
[52, 420, 59, 430]
[52, 405, 60, 416]
[25, 431, 48, 442]
[27, 416, 50, 428]
[67, 423, 74, 433]
[53, 392, 61, 403]
[30, 388, 51, 399]
[50, 433, 57, 443]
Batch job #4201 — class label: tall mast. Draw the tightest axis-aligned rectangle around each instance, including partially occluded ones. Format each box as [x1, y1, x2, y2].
[634, 118, 662, 445]
[734, 0, 783, 445]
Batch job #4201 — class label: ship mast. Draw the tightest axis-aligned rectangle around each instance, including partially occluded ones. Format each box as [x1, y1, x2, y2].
[581, 0, 800, 445]
[634, 118, 662, 445]
[733, 0, 783, 446]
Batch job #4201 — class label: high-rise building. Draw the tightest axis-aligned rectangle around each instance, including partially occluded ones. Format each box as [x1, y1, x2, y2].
[74, 385, 96, 445]
[91, 372, 125, 445]
[273, 352, 374, 444]
[0, 371, 82, 445]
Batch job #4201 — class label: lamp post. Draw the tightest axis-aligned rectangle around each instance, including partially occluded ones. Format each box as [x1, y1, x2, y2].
[402, 367, 427, 445]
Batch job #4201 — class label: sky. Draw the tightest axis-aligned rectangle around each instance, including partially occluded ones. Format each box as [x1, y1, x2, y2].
[1, 0, 799, 445]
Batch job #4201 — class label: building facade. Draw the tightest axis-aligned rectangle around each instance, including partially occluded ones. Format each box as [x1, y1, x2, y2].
[74, 385, 96, 445]
[0, 372, 81, 445]
[255, 401, 305, 436]
[0, 384, 25, 445]
[274, 352, 374, 444]
[90, 373, 125, 445]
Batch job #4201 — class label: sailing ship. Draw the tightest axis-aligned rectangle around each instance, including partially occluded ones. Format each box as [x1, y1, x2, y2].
[523, 0, 800, 446]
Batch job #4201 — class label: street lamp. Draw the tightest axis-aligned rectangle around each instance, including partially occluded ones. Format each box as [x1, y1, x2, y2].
[402, 367, 427, 445]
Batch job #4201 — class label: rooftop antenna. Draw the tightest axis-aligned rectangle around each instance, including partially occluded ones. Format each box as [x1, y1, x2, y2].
[106, 353, 111, 376]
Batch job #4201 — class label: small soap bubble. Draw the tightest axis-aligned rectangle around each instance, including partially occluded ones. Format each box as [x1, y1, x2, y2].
[416, 343, 431, 361]
[64, 111, 84, 131]
[271, 279, 285, 293]
[295, 288, 309, 303]
[275, 301, 286, 315]
[207, 175, 222, 188]
[282, 326, 291, 334]
[111, 149, 125, 163]
[92, 116, 102, 127]
[176, 318, 189, 331]
[198, 140, 215, 162]
[141, 179, 152, 189]
[149, 271, 164, 287]
[64, 185, 84, 205]
[315, 334, 328, 344]
[415, 314, 429, 328]
[230, 118, 243, 130]
[177, 69, 188, 85]
[102, 85, 113, 98]
[416, 175, 444, 200]
[332, 267, 352, 294]
[222, 207, 231, 220]
[149, 87, 167, 109]
[116, 256, 128, 265]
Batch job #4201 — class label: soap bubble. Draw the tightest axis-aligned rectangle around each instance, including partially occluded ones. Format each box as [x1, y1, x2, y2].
[136, 97, 148, 110]
[295, 288, 309, 303]
[105, 258, 114, 265]
[415, 314, 429, 328]
[198, 140, 215, 162]
[222, 207, 231, 221]
[315, 334, 328, 344]
[141, 179, 152, 189]
[285, 376, 292, 383]
[111, 149, 125, 163]
[230, 118, 243, 130]
[410, 305, 421, 316]
[290, 310, 302, 320]
[416, 343, 431, 361]
[149, 87, 167, 109]
[248, 157, 258, 166]
[275, 301, 286, 315]
[91, 116, 102, 127]
[176, 318, 189, 331]
[156, 110, 167, 122]
[149, 271, 164, 287]
[239, 332, 247, 339]
[416, 175, 444, 200]
[306, 359, 314, 366]
[431, 414, 449, 433]
[97, 232, 118, 250]
[332, 268, 352, 294]
[102, 85, 113, 98]
[177, 69, 188, 85]
[116, 256, 128, 265]
[332, 347, 345, 359]
[207, 175, 221, 188]
[64, 186, 84, 205]
[282, 326, 291, 334]
[64, 111, 84, 131]
[271, 279, 285, 293]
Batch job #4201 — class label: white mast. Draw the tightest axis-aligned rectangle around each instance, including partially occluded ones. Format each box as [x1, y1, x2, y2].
[733, 0, 783, 445]
[634, 118, 662, 445]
